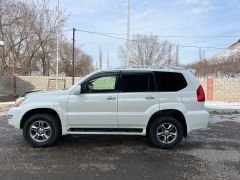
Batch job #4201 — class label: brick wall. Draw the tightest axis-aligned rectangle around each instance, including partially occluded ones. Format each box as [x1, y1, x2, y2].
[1, 75, 240, 102]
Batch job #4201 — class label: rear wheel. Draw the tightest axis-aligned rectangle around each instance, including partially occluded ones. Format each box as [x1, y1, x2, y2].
[23, 114, 60, 148]
[148, 117, 183, 149]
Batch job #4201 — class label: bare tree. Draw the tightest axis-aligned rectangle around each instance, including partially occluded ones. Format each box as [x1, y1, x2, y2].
[187, 51, 240, 77]
[119, 34, 175, 66]
[75, 53, 94, 76]
[59, 40, 94, 77]
[0, 0, 30, 73]
[34, 0, 68, 76]
[188, 47, 240, 77]
[0, 0, 85, 76]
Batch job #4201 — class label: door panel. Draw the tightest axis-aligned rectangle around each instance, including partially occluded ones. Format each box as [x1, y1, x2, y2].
[67, 73, 118, 128]
[68, 93, 117, 127]
[118, 92, 159, 128]
[117, 72, 159, 128]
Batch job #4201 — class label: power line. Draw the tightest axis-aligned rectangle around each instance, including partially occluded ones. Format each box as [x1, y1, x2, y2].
[66, 29, 240, 39]
[62, 29, 73, 32]
[146, 35, 240, 38]
[75, 29, 227, 50]
[63, 29, 240, 38]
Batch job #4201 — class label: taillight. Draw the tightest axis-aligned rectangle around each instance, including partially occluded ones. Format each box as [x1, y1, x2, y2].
[197, 85, 205, 102]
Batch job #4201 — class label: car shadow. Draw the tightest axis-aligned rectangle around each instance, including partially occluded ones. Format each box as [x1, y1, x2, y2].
[56, 134, 149, 147]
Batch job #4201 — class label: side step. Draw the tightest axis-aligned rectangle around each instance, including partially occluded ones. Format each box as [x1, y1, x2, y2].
[68, 128, 143, 133]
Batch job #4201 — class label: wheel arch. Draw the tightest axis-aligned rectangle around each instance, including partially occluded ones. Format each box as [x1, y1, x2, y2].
[146, 109, 187, 137]
[20, 108, 62, 132]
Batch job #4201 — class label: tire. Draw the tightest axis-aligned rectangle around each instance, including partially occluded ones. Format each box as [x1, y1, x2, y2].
[148, 116, 183, 149]
[23, 113, 60, 148]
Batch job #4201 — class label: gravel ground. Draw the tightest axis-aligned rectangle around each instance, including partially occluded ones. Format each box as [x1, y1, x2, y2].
[0, 105, 239, 180]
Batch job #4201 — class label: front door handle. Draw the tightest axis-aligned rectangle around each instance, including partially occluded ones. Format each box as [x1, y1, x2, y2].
[106, 96, 116, 100]
[145, 96, 155, 100]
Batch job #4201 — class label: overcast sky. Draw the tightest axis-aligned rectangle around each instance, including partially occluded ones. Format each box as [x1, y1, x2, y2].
[52, 0, 240, 68]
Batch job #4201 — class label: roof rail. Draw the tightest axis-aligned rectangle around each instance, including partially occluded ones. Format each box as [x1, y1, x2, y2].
[118, 65, 186, 70]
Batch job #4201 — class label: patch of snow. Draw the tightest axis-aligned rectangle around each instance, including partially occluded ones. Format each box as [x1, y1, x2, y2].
[205, 101, 240, 113]
[0, 102, 15, 105]
[209, 114, 240, 124]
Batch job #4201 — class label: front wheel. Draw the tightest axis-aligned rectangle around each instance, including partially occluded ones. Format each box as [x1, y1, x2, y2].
[148, 117, 183, 149]
[23, 114, 60, 148]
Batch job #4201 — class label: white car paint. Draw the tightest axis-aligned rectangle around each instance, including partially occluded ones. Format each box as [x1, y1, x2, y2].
[67, 93, 118, 127]
[117, 92, 159, 128]
[8, 67, 209, 136]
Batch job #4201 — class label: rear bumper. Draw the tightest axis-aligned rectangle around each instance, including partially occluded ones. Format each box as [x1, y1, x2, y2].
[185, 110, 209, 133]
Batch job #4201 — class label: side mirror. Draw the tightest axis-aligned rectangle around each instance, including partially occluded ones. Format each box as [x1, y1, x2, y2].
[72, 84, 81, 95]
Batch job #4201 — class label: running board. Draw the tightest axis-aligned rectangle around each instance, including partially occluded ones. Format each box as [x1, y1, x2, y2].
[68, 128, 143, 133]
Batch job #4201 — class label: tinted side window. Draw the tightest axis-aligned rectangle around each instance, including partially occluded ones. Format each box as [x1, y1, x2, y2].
[81, 75, 117, 93]
[154, 72, 187, 92]
[121, 73, 155, 92]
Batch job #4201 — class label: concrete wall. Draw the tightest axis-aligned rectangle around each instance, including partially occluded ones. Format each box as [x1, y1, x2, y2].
[0, 76, 82, 96]
[0, 76, 14, 95]
[199, 77, 207, 93]
[1, 75, 240, 102]
[214, 78, 240, 101]
[199, 77, 240, 102]
[16, 76, 82, 95]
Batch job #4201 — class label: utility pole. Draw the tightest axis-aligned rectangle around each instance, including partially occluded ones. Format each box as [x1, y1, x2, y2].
[99, 47, 102, 69]
[107, 51, 110, 69]
[176, 45, 179, 65]
[72, 28, 76, 85]
[198, 48, 202, 61]
[168, 44, 172, 66]
[126, 0, 131, 66]
[0, 41, 5, 71]
[95, 61, 98, 70]
[56, 0, 60, 89]
[198, 48, 205, 61]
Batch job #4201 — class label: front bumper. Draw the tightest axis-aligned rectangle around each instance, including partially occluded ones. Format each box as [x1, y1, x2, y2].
[8, 107, 25, 129]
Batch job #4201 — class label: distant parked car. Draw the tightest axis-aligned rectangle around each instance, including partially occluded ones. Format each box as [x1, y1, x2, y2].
[8, 66, 208, 149]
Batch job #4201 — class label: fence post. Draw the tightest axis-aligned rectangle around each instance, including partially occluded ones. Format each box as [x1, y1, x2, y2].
[207, 76, 214, 101]
[12, 74, 16, 96]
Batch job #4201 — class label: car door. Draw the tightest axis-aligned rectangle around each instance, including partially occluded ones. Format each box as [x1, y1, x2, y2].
[117, 71, 159, 129]
[67, 72, 119, 128]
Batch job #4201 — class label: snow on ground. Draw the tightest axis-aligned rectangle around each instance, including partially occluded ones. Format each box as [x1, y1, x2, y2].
[205, 101, 240, 113]
[0, 104, 12, 116]
[206, 101, 240, 124]
[0, 102, 14, 105]
[209, 114, 240, 124]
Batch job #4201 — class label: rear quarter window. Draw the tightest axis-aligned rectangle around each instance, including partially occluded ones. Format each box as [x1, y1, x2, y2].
[154, 71, 187, 92]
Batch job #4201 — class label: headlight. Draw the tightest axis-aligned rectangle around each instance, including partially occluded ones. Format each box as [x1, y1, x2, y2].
[15, 97, 26, 107]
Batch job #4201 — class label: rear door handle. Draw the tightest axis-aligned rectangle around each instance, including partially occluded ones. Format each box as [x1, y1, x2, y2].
[106, 96, 116, 100]
[145, 96, 155, 100]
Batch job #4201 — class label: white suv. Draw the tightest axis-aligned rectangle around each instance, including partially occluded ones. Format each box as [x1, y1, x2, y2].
[8, 66, 209, 149]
